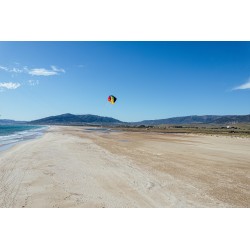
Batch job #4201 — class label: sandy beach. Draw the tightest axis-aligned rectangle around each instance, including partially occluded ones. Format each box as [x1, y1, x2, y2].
[0, 126, 249, 208]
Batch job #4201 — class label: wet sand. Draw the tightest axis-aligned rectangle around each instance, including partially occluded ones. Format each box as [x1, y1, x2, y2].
[0, 126, 249, 207]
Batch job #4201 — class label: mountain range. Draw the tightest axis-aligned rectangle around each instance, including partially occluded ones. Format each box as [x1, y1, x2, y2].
[29, 113, 122, 125]
[0, 114, 249, 126]
[134, 115, 250, 125]
[0, 119, 26, 125]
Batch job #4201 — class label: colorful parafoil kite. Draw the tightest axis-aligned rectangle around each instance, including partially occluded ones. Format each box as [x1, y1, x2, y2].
[108, 95, 117, 104]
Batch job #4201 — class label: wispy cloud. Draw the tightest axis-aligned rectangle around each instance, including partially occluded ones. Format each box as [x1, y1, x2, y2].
[77, 64, 85, 68]
[0, 82, 21, 90]
[28, 66, 65, 76]
[51, 65, 65, 73]
[28, 68, 58, 76]
[0, 65, 23, 73]
[28, 80, 39, 86]
[233, 80, 250, 90]
[10, 67, 23, 73]
[0, 65, 9, 71]
[0, 64, 65, 76]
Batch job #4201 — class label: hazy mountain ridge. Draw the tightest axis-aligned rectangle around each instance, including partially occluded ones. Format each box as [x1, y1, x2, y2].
[1, 114, 250, 126]
[0, 119, 27, 125]
[29, 113, 122, 125]
[133, 115, 250, 125]
[211, 115, 250, 124]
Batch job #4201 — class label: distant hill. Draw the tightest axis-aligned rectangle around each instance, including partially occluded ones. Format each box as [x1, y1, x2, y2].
[30, 113, 122, 125]
[134, 115, 250, 125]
[2, 114, 249, 126]
[211, 115, 250, 124]
[0, 119, 27, 125]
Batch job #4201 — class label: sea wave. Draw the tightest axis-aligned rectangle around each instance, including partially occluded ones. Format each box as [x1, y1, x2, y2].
[0, 125, 48, 151]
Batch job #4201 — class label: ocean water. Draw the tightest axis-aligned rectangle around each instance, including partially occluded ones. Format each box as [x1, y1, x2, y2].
[0, 125, 48, 151]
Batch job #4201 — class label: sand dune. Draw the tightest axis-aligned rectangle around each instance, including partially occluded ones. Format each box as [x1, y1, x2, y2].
[0, 126, 249, 208]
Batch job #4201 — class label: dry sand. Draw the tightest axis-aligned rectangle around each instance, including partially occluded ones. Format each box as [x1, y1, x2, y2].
[0, 126, 249, 208]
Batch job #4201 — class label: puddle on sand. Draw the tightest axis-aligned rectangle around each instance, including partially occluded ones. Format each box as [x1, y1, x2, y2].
[83, 128, 119, 133]
[118, 139, 130, 142]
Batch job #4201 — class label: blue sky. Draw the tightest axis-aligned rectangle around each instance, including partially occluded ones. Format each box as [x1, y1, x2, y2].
[0, 42, 249, 122]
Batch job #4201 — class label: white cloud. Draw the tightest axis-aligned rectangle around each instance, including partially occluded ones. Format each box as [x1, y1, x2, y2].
[10, 67, 23, 73]
[51, 65, 65, 73]
[28, 66, 65, 76]
[0, 65, 9, 71]
[0, 64, 65, 77]
[0, 82, 21, 90]
[233, 81, 250, 90]
[23, 66, 29, 72]
[0, 65, 23, 73]
[28, 68, 58, 76]
[28, 79, 39, 86]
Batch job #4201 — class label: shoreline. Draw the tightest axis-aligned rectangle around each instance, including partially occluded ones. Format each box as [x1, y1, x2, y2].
[0, 126, 49, 153]
[0, 126, 249, 208]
